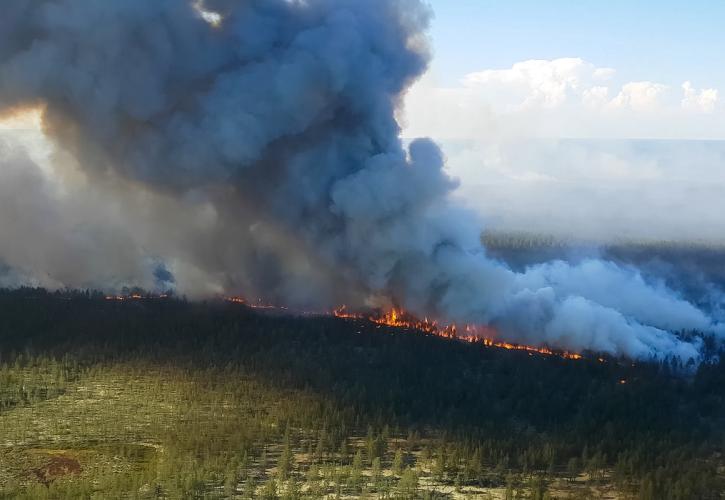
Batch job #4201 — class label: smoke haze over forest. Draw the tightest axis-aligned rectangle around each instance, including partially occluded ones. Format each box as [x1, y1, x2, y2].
[0, 0, 723, 363]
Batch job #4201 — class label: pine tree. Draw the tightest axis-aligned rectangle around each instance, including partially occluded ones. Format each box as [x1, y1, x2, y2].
[277, 434, 293, 481]
[350, 450, 364, 489]
[371, 457, 382, 488]
[392, 448, 404, 476]
[398, 467, 419, 499]
[260, 477, 278, 500]
[244, 475, 257, 499]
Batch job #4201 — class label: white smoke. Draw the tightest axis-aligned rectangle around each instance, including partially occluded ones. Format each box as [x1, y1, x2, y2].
[0, 0, 721, 362]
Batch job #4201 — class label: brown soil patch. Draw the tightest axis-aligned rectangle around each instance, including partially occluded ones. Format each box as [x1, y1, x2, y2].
[33, 455, 82, 486]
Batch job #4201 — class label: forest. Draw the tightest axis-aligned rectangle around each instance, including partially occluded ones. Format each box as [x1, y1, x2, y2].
[0, 288, 723, 499]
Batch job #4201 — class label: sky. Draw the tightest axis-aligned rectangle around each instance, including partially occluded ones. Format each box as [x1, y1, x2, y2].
[424, 0, 725, 89]
[405, 0, 725, 140]
[400, 1, 725, 242]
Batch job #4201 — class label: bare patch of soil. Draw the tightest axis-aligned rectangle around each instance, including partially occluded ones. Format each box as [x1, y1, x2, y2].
[32, 455, 82, 486]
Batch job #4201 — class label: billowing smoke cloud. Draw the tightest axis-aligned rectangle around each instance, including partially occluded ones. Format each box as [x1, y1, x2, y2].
[0, 0, 721, 362]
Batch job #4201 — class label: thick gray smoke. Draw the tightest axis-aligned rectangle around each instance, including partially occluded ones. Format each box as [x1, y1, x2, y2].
[0, 0, 722, 362]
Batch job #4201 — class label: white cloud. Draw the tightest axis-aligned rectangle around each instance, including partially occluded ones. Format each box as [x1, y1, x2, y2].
[593, 67, 616, 81]
[582, 86, 609, 109]
[682, 81, 718, 113]
[403, 58, 724, 140]
[462, 58, 603, 110]
[609, 81, 668, 112]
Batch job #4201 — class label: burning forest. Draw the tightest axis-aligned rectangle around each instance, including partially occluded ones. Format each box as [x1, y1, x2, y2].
[104, 291, 586, 360]
[222, 295, 587, 360]
[0, 2, 724, 363]
[2, 1, 725, 498]
[331, 305, 585, 360]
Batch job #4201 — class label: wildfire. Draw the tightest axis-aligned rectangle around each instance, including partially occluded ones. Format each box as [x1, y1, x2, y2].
[480, 338, 582, 360]
[101, 293, 589, 362]
[99, 290, 589, 361]
[332, 305, 362, 320]
[104, 293, 168, 301]
[223, 299, 583, 360]
[225, 297, 285, 310]
[333, 306, 583, 360]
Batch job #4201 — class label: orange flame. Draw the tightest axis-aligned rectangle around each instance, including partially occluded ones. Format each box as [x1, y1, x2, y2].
[103, 294, 583, 360]
[225, 300, 583, 360]
[334, 306, 583, 360]
[225, 296, 285, 310]
[105, 293, 168, 301]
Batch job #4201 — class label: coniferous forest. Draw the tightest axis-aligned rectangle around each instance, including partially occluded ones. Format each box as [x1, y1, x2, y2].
[0, 288, 723, 499]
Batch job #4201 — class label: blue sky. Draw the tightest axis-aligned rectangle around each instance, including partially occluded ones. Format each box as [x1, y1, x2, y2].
[425, 0, 725, 88]
[405, 1, 725, 141]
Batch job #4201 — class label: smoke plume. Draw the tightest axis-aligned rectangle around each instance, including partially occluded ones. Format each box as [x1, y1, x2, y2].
[0, 0, 721, 362]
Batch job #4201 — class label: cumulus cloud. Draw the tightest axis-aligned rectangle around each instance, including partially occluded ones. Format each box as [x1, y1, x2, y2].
[404, 58, 724, 139]
[682, 81, 719, 113]
[609, 81, 668, 112]
[462, 58, 614, 110]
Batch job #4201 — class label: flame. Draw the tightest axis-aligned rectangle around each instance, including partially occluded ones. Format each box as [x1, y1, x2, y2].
[332, 305, 361, 319]
[225, 296, 285, 310]
[102, 294, 584, 360]
[225, 299, 583, 360]
[333, 306, 583, 361]
[104, 293, 168, 301]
